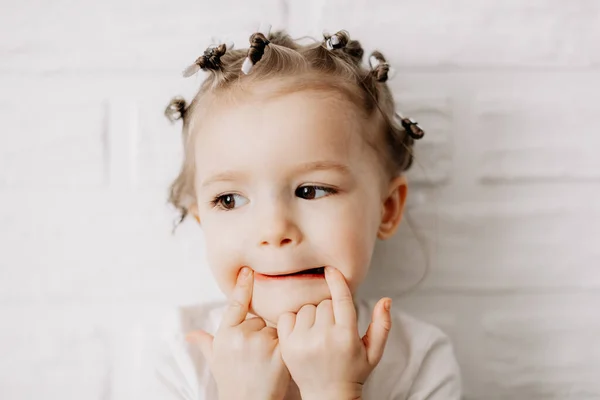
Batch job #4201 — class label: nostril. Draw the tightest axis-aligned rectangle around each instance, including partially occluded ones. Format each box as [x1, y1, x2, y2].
[260, 238, 292, 246]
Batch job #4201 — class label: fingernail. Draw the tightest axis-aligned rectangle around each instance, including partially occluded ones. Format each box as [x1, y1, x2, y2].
[384, 299, 392, 311]
[240, 267, 251, 278]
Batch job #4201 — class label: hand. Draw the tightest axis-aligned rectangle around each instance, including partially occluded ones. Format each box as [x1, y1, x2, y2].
[277, 266, 392, 400]
[186, 267, 291, 400]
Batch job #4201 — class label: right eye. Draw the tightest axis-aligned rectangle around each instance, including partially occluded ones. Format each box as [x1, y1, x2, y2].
[210, 193, 249, 211]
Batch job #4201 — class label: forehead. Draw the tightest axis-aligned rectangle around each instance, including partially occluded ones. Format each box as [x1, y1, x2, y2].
[191, 88, 374, 179]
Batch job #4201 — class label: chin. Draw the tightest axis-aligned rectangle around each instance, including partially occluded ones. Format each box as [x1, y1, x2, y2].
[247, 307, 283, 327]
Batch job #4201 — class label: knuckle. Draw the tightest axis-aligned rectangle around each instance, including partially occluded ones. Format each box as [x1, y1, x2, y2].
[228, 298, 245, 311]
[279, 312, 295, 326]
[336, 294, 353, 305]
[380, 318, 392, 331]
[280, 311, 295, 320]
[300, 304, 316, 313]
[263, 326, 277, 337]
[233, 327, 248, 341]
[228, 330, 246, 351]
[335, 296, 354, 310]
[256, 319, 267, 330]
[318, 299, 332, 309]
[250, 333, 272, 351]
[244, 316, 266, 328]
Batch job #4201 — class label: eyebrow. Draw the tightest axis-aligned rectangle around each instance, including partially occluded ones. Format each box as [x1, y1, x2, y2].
[200, 161, 352, 189]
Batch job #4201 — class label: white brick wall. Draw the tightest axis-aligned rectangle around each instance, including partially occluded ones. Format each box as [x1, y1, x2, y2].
[1, 1, 599, 399]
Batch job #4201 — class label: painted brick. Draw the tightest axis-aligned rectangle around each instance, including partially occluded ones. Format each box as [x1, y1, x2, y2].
[481, 308, 600, 398]
[134, 100, 186, 189]
[396, 96, 453, 186]
[395, 294, 600, 399]
[475, 92, 600, 183]
[0, 303, 189, 400]
[0, 0, 286, 73]
[0, 190, 221, 304]
[0, 305, 111, 399]
[359, 204, 600, 293]
[0, 101, 106, 188]
[2, 1, 600, 399]
[290, 0, 600, 67]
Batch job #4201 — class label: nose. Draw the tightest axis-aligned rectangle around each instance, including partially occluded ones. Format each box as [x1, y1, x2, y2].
[258, 202, 302, 248]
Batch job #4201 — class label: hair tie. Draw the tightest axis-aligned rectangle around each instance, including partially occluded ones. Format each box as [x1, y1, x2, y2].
[369, 51, 393, 82]
[241, 23, 272, 75]
[164, 96, 187, 123]
[397, 113, 425, 140]
[182, 41, 234, 78]
[324, 30, 349, 50]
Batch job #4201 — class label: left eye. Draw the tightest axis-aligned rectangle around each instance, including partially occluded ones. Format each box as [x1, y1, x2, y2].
[295, 186, 336, 200]
[212, 193, 249, 210]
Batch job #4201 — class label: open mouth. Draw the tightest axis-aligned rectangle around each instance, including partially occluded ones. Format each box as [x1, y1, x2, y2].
[256, 266, 326, 280]
[281, 266, 325, 276]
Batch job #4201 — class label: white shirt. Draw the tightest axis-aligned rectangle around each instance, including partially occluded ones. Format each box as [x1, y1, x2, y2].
[140, 298, 462, 400]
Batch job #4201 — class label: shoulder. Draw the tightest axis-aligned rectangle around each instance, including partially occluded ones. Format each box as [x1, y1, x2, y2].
[137, 301, 228, 400]
[357, 298, 462, 399]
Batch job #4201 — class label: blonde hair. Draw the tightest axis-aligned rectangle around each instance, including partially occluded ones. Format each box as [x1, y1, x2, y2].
[165, 29, 424, 227]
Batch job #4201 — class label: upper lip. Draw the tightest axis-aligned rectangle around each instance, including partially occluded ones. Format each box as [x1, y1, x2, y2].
[256, 266, 324, 276]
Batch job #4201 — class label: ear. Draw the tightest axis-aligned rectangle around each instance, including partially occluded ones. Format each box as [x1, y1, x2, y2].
[189, 203, 201, 224]
[377, 175, 408, 240]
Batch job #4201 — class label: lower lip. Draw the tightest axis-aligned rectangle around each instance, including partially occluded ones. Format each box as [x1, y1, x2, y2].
[255, 270, 326, 281]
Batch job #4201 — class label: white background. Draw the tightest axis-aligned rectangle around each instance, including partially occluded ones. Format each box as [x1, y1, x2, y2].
[1, 1, 599, 399]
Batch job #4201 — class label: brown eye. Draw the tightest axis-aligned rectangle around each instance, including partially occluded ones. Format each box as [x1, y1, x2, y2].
[296, 186, 337, 200]
[297, 186, 316, 199]
[221, 195, 235, 209]
[212, 193, 248, 211]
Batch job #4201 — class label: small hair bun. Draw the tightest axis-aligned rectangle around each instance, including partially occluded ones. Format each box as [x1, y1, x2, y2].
[369, 51, 390, 82]
[324, 30, 350, 50]
[242, 32, 271, 75]
[182, 43, 229, 77]
[164, 96, 187, 123]
[400, 116, 425, 140]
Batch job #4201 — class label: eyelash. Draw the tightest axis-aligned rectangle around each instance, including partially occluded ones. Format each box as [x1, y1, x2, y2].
[209, 185, 338, 211]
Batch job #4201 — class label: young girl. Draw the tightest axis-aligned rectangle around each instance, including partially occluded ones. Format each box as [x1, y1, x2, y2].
[153, 26, 461, 400]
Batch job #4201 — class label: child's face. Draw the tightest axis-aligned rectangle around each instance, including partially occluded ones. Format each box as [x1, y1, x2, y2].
[190, 85, 405, 325]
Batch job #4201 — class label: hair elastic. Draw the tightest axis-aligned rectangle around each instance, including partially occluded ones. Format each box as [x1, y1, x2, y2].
[182, 41, 234, 77]
[397, 112, 425, 140]
[241, 23, 272, 75]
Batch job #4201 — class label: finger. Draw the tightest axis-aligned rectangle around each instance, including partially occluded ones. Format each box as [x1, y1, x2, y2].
[277, 311, 296, 340]
[221, 267, 254, 327]
[262, 326, 279, 341]
[240, 316, 267, 332]
[324, 266, 357, 328]
[185, 329, 214, 362]
[315, 299, 335, 327]
[362, 298, 392, 366]
[295, 304, 317, 330]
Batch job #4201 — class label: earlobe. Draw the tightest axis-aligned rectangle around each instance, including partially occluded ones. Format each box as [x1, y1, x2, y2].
[377, 175, 408, 240]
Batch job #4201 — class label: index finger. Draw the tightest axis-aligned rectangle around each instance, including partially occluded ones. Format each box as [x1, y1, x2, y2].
[324, 266, 357, 328]
[221, 267, 254, 327]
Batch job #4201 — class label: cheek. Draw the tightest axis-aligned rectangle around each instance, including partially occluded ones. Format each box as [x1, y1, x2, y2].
[333, 217, 376, 288]
[202, 222, 244, 297]
[311, 197, 379, 290]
